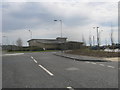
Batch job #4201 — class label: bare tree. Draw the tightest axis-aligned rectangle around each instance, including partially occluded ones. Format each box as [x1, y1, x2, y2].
[16, 38, 23, 47]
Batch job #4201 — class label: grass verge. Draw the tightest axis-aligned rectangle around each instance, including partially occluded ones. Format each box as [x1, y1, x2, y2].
[66, 48, 119, 58]
[4, 50, 59, 53]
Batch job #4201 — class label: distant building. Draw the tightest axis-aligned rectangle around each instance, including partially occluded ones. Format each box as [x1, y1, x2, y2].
[27, 37, 83, 50]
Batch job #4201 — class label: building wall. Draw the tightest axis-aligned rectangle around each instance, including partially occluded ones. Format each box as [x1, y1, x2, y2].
[29, 40, 59, 50]
[66, 42, 83, 50]
[28, 40, 83, 50]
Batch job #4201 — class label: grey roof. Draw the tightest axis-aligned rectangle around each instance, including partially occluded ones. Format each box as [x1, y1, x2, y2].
[27, 38, 83, 44]
[28, 39, 65, 44]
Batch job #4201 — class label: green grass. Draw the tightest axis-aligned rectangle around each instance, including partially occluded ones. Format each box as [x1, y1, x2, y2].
[66, 48, 119, 57]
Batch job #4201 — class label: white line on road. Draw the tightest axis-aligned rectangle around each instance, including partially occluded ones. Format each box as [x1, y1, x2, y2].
[107, 65, 115, 68]
[31, 56, 33, 59]
[33, 59, 37, 63]
[4, 53, 24, 56]
[31, 56, 37, 63]
[85, 61, 90, 63]
[38, 64, 54, 76]
[91, 62, 96, 64]
[67, 86, 74, 90]
[99, 64, 105, 66]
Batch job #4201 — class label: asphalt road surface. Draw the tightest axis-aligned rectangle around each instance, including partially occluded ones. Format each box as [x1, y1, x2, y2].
[2, 52, 119, 89]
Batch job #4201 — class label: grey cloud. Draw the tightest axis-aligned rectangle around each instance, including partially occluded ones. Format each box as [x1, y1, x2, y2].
[2, 2, 117, 33]
[2, 2, 54, 32]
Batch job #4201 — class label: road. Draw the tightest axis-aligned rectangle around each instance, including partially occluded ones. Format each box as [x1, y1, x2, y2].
[2, 52, 119, 89]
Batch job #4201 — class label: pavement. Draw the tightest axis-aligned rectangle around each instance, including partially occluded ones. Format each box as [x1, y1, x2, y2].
[53, 52, 113, 62]
[2, 52, 119, 89]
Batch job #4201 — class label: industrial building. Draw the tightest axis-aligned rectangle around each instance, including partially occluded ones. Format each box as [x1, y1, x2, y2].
[27, 37, 83, 50]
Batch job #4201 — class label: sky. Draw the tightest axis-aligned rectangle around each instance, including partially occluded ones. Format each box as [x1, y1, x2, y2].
[1, 0, 119, 46]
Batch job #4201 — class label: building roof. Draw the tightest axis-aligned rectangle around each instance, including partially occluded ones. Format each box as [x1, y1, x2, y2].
[27, 39, 65, 44]
[27, 37, 83, 44]
[67, 41, 84, 44]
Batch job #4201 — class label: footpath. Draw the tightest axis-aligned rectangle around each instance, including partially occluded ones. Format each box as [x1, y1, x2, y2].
[54, 52, 119, 62]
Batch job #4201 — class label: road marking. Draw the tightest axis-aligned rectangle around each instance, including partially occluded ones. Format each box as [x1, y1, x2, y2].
[33, 59, 37, 63]
[38, 64, 54, 76]
[99, 64, 105, 66]
[31, 56, 37, 63]
[67, 86, 74, 90]
[31, 56, 33, 59]
[85, 61, 90, 63]
[4, 53, 24, 56]
[91, 62, 96, 64]
[107, 65, 115, 68]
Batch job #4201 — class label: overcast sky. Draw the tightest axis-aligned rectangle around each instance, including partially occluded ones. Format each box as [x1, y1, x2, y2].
[1, 0, 118, 46]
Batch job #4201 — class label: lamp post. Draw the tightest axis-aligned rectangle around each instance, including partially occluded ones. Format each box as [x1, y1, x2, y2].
[54, 19, 64, 52]
[2, 36, 8, 45]
[28, 30, 32, 39]
[92, 35, 95, 46]
[89, 29, 92, 47]
[99, 30, 103, 46]
[93, 27, 99, 47]
[93, 27, 103, 47]
[54, 20, 63, 37]
[28, 30, 32, 51]
[2, 35, 9, 50]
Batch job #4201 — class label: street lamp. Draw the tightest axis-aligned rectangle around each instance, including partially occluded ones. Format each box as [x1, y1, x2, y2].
[28, 30, 32, 39]
[2, 35, 8, 45]
[27, 30, 32, 51]
[92, 35, 95, 46]
[98, 30, 103, 46]
[54, 19, 64, 52]
[89, 29, 92, 47]
[54, 19, 63, 37]
[93, 27, 103, 47]
[93, 27, 99, 47]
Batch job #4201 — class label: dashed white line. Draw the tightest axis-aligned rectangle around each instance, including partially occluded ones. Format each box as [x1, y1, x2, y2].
[85, 61, 90, 63]
[91, 62, 96, 64]
[107, 65, 115, 68]
[31, 56, 33, 59]
[99, 64, 105, 66]
[33, 59, 37, 63]
[31, 56, 37, 63]
[38, 64, 54, 76]
[67, 86, 74, 90]
[4, 53, 24, 56]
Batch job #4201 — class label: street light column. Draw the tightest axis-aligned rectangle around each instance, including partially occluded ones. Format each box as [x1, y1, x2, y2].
[28, 30, 32, 51]
[59, 20, 62, 37]
[28, 30, 32, 39]
[54, 19, 63, 38]
[97, 27, 99, 47]
[3, 36, 8, 45]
